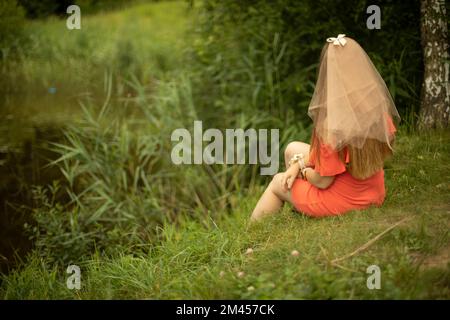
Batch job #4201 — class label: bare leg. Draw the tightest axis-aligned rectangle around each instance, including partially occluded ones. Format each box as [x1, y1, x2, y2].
[250, 141, 311, 221]
[250, 173, 292, 221]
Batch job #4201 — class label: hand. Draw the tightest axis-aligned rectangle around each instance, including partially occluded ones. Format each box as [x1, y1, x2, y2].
[281, 163, 300, 191]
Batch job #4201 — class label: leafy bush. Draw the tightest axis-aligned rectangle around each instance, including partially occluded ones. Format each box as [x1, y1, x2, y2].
[25, 97, 170, 264]
[191, 0, 423, 126]
[0, 0, 26, 56]
[17, 0, 131, 18]
[17, 0, 68, 18]
[24, 73, 308, 265]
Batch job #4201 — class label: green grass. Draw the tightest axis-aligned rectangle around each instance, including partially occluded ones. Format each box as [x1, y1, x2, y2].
[1, 0, 194, 147]
[13, 0, 191, 88]
[1, 129, 449, 299]
[1, 0, 449, 300]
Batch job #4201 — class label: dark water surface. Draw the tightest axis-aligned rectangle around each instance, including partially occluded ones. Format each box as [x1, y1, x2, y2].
[0, 89, 84, 274]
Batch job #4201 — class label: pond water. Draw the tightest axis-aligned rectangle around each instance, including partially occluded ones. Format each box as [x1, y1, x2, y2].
[0, 88, 89, 274]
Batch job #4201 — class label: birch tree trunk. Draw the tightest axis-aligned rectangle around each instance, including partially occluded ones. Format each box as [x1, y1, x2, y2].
[418, 0, 449, 129]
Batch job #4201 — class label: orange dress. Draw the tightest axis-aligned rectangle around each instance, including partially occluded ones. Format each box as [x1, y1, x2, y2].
[291, 119, 397, 218]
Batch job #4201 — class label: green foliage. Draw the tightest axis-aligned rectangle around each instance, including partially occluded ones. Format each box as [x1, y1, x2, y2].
[21, 72, 302, 265]
[25, 184, 93, 266]
[191, 0, 423, 126]
[1, 1, 190, 96]
[0, 0, 26, 56]
[17, 0, 66, 18]
[17, 0, 132, 18]
[24, 88, 173, 265]
[2, 130, 449, 299]
[1, 0, 448, 300]
[74, 0, 132, 15]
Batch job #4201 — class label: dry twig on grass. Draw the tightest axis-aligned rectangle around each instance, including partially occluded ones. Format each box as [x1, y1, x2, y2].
[331, 217, 412, 265]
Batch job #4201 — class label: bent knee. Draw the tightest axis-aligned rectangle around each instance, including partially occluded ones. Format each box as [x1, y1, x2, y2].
[270, 172, 284, 185]
[284, 142, 298, 160]
[269, 172, 291, 200]
[284, 141, 310, 164]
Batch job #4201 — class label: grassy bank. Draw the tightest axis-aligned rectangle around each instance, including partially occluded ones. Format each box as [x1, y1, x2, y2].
[1, 0, 449, 300]
[1, 129, 449, 299]
[0, 0, 196, 274]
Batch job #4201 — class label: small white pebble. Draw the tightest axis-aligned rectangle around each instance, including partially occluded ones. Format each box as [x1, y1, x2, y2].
[219, 271, 225, 278]
[291, 250, 300, 257]
[237, 271, 245, 278]
[247, 286, 255, 291]
[245, 248, 254, 255]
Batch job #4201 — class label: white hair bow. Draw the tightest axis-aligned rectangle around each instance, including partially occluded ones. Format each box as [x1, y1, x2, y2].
[326, 34, 347, 46]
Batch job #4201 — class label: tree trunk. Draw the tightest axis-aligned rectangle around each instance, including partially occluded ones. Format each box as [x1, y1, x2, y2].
[418, 0, 449, 130]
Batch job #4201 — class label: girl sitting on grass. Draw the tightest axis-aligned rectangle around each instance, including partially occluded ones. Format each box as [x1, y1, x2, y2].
[251, 34, 400, 221]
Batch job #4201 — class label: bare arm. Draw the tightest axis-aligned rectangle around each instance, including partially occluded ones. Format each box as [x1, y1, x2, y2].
[281, 162, 335, 191]
[302, 167, 335, 189]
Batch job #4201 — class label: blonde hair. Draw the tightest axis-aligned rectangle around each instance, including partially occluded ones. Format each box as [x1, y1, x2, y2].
[310, 130, 394, 180]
